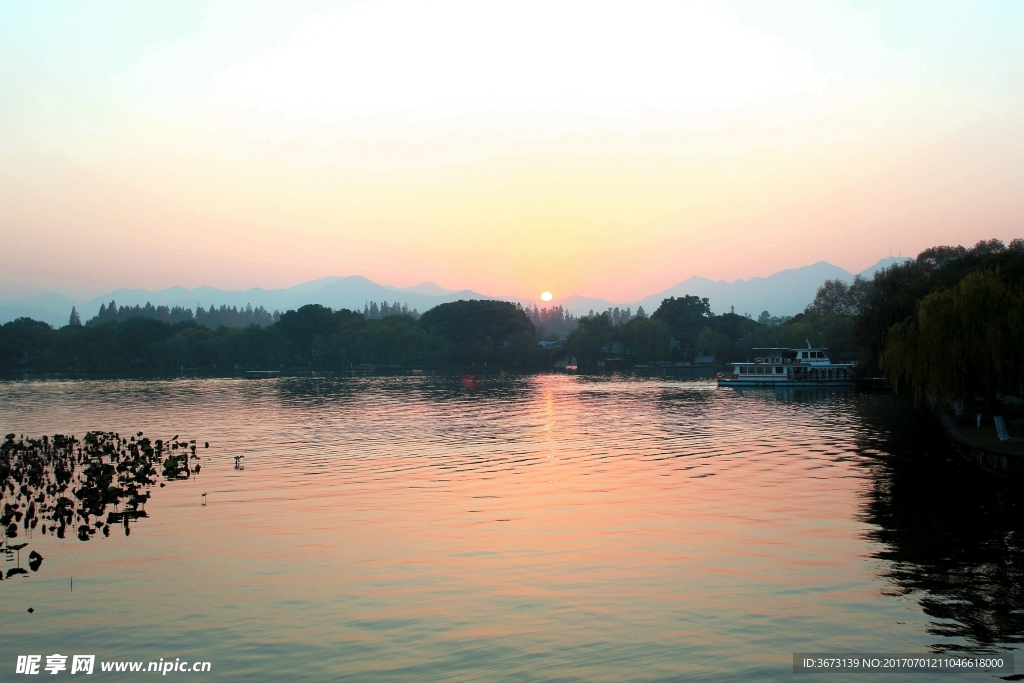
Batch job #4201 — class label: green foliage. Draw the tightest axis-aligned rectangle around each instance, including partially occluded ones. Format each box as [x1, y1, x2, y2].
[881, 270, 1024, 407]
[694, 326, 728, 359]
[352, 316, 447, 366]
[704, 312, 762, 360]
[651, 295, 711, 350]
[565, 313, 613, 366]
[6, 300, 537, 372]
[805, 276, 872, 316]
[775, 312, 855, 358]
[561, 296, 849, 367]
[0, 318, 55, 369]
[524, 304, 579, 339]
[276, 304, 359, 362]
[8, 239, 1018, 375]
[87, 300, 277, 328]
[361, 300, 419, 319]
[624, 317, 671, 362]
[857, 239, 1024, 373]
[418, 300, 535, 365]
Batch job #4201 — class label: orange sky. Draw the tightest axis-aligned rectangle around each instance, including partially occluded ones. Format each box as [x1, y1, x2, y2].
[2, 1, 1023, 301]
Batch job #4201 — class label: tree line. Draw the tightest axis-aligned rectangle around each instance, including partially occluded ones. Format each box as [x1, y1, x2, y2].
[562, 292, 856, 367]
[0, 300, 536, 373]
[362, 301, 420, 319]
[72, 298, 423, 329]
[80, 301, 280, 328]
[2, 238, 1020, 380]
[557, 238, 1024, 378]
[866, 239, 1024, 438]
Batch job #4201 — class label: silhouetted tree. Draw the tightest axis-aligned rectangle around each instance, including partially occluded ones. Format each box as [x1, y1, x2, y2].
[881, 270, 1024, 435]
[805, 276, 872, 316]
[652, 295, 712, 350]
[624, 317, 670, 362]
[525, 304, 578, 338]
[419, 300, 534, 365]
[857, 239, 1024, 373]
[565, 313, 613, 366]
[694, 326, 729, 359]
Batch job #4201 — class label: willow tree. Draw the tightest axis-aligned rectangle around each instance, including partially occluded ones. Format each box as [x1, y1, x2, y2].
[694, 325, 729, 361]
[881, 270, 1024, 439]
[626, 317, 671, 363]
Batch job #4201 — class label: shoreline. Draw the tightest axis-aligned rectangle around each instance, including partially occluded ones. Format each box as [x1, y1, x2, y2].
[938, 409, 1024, 479]
[0, 366, 721, 382]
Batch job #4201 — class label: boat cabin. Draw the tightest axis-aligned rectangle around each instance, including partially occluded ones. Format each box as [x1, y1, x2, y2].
[723, 342, 854, 384]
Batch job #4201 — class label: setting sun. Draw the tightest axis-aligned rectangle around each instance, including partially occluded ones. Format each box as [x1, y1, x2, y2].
[1, 2, 1022, 679]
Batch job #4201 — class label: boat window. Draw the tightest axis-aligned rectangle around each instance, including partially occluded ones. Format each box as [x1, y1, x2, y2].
[776, 367, 782, 373]
[740, 367, 747, 373]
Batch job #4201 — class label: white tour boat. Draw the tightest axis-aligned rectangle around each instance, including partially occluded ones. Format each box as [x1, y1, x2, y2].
[717, 342, 855, 387]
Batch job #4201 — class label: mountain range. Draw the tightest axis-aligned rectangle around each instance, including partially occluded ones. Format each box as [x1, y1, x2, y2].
[0, 257, 910, 329]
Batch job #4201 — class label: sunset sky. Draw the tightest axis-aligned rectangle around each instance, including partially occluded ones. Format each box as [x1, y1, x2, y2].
[2, 0, 1023, 303]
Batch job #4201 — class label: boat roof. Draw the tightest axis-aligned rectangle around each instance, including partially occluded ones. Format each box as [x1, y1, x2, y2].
[732, 361, 853, 367]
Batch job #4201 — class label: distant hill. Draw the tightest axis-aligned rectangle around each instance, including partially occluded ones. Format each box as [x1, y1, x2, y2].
[0, 292, 78, 328]
[550, 257, 911, 318]
[395, 281, 453, 296]
[631, 257, 910, 318]
[0, 278, 492, 329]
[0, 257, 912, 328]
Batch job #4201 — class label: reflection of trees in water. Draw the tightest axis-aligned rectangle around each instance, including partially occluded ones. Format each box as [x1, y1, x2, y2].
[1, 431, 203, 582]
[411, 373, 536, 402]
[274, 377, 370, 406]
[274, 374, 536, 405]
[856, 397, 1024, 651]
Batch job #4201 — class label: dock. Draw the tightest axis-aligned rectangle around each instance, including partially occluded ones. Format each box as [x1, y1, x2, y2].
[245, 370, 281, 379]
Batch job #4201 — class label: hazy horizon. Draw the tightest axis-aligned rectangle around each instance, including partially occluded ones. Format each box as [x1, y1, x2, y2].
[1, 253, 903, 304]
[3, 1, 1023, 302]
[0, 254, 916, 330]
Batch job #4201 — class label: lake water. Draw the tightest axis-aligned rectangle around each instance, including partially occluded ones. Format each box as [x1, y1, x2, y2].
[1, 375, 1022, 681]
